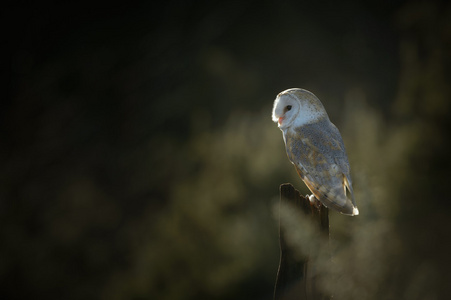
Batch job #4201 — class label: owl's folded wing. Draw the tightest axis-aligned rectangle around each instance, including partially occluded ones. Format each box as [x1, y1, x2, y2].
[285, 122, 357, 215]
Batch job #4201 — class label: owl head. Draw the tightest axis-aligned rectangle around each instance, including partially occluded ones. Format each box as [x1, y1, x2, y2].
[272, 88, 329, 129]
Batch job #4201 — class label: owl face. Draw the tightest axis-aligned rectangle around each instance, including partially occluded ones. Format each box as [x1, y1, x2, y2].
[272, 94, 300, 129]
[272, 88, 328, 129]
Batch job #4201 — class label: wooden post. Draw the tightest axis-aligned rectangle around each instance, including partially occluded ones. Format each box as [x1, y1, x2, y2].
[274, 183, 330, 300]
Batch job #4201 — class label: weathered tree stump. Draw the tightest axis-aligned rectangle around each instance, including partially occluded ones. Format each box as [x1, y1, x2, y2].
[274, 183, 330, 300]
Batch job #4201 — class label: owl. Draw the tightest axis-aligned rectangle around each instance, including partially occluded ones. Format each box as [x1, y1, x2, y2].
[272, 88, 359, 216]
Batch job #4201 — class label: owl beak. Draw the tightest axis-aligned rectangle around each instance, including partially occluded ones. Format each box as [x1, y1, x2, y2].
[278, 116, 284, 125]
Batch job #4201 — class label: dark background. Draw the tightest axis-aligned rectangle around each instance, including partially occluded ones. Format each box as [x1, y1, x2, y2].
[3, 1, 451, 299]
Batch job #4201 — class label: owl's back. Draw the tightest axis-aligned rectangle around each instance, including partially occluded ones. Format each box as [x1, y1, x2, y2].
[283, 119, 357, 215]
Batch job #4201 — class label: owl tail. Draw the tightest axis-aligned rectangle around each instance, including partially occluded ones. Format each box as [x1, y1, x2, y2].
[342, 201, 359, 216]
[324, 196, 358, 216]
[303, 175, 359, 216]
[318, 194, 358, 216]
[343, 175, 359, 215]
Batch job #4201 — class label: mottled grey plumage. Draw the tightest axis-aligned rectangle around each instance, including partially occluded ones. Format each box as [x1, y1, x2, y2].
[285, 119, 356, 214]
[272, 88, 358, 215]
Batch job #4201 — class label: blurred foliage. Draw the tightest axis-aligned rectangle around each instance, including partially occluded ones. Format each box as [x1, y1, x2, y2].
[2, 1, 451, 299]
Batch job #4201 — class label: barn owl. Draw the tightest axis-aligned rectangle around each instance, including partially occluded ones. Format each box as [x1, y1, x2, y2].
[272, 88, 359, 216]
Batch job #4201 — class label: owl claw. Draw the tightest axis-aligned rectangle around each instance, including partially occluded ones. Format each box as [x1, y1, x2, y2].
[307, 194, 321, 209]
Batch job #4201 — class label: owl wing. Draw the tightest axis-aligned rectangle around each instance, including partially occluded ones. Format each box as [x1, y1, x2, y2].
[284, 120, 357, 215]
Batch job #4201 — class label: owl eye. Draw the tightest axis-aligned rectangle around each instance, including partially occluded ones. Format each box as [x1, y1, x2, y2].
[286, 105, 292, 111]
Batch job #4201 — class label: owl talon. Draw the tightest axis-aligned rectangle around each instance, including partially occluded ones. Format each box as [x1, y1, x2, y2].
[308, 194, 321, 208]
